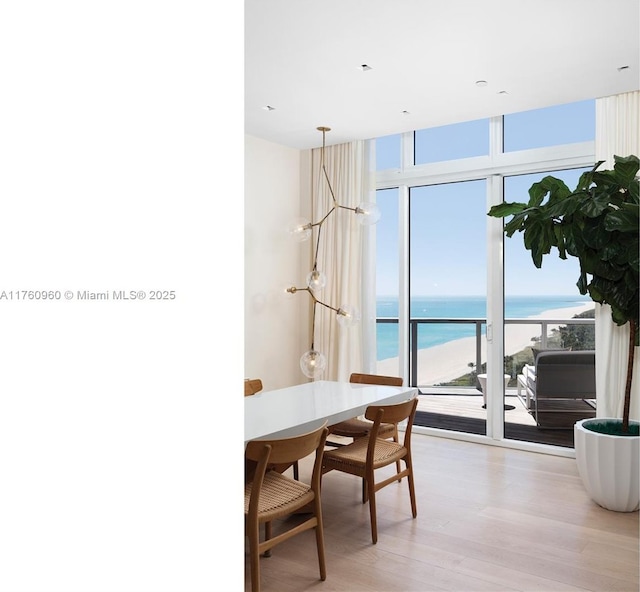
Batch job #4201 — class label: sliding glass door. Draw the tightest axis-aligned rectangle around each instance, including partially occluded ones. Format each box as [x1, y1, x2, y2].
[373, 99, 596, 451]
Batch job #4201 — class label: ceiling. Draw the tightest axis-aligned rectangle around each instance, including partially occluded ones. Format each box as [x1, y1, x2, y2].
[245, 0, 640, 150]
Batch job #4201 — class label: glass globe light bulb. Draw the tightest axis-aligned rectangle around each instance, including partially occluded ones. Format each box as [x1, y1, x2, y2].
[288, 217, 312, 242]
[300, 349, 327, 379]
[306, 269, 327, 292]
[355, 202, 381, 225]
[336, 304, 361, 328]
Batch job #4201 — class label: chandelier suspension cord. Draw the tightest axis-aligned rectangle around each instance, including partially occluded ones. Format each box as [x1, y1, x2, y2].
[310, 300, 317, 351]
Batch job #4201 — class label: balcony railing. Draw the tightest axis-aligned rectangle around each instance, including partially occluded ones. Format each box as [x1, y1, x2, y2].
[376, 317, 595, 388]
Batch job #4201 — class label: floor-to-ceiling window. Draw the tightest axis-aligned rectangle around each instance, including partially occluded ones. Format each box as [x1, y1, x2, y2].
[373, 99, 596, 451]
[408, 180, 487, 387]
[375, 187, 401, 368]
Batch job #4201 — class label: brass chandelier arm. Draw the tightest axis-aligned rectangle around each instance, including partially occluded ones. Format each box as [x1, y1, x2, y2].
[312, 210, 329, 268]
[321, 165, 339, 206]
[287, 286, 341, 316]
[313, 296, 341, 315]
[338, 204, 362, 214]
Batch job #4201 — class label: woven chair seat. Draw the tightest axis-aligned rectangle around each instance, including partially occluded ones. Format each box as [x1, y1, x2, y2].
[329, 417, 395, 438]
[323, 437, 406, 474]
[244, 471, 314, 521]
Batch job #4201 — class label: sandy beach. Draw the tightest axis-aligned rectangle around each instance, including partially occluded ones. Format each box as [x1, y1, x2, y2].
[377, 303, 594, 384]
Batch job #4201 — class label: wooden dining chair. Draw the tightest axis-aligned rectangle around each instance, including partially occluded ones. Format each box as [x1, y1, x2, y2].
[245, 423, 329, 592]
[244, 378, 298, 479]
[328, 373, 403, 444]
[322, 397, 418, 544]
[245, 378, 264, 396]
[328, 373, 404, 493]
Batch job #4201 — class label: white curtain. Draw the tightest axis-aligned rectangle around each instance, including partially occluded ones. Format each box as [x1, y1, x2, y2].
[594, 90, 640, 420]
[309, 140, 371, 381]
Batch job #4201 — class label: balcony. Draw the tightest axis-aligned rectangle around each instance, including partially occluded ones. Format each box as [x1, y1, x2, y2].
[376, 315, 595, 447]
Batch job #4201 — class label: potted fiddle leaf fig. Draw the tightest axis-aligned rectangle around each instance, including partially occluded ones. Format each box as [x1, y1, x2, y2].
[488, 154, 639, 512]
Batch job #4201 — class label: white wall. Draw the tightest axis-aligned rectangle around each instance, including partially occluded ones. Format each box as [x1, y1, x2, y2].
[244, 135, 310, 389]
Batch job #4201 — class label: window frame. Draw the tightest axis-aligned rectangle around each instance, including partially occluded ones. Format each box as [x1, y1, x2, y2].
[372, 109, 595, 453]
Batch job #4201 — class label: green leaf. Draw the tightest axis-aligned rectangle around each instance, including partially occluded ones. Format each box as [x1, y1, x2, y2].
[605, 206, 639, 232]
[590, 275, 634, 311]
[552, 224, 566, 258]
[600, 242, 622, 262]
[522, 223, 547, 268]
[582, 218, 611, 250]
[611, 307, 629, 326]
[528, 176, 570, 207]
[503, 211, 528, 236]
[579, 249, 600, 275]
[487, 202, 527, 217]
[527, 182, 548, 207]
[594, 259, 625, 281]
[575, 168, 597, 191]
[546, 194, 582, 218]
[587, 283, 603, 302]
[613, 154, 640, 187]
[580, 191, 614, 217]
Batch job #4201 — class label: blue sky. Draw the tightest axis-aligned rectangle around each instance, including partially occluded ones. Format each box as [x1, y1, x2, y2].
[374, 100, 595, 297]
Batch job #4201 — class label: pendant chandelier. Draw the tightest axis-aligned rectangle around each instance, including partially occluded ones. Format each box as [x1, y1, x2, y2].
[286, 127, 381, 379]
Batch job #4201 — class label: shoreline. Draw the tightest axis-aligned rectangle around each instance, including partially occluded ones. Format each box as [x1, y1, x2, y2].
[376, 303, 595, 384]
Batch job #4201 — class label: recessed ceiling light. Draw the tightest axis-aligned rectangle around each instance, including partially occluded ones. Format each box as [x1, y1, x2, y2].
[262, 105, 275, 111]
[617, 65, 630, 71]
[497, 90, 508, 95]
[475, 80, 488, 87]
[359, 64, 372, 71]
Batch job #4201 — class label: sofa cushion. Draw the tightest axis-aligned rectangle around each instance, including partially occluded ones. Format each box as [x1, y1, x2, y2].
[532, 347, 571, 362]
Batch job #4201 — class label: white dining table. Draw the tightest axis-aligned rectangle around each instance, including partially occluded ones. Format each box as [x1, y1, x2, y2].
[244, 380, 418, 444]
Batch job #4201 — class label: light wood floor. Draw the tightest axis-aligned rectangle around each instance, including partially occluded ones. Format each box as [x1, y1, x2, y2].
[245, 433, 639, 592]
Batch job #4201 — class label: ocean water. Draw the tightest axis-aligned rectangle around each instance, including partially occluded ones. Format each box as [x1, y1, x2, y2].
[376, 295, 592, 361]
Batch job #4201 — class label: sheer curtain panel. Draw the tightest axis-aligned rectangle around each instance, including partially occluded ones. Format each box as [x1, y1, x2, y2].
[595, 90, 640, 420]
[309, 140, 370, 381]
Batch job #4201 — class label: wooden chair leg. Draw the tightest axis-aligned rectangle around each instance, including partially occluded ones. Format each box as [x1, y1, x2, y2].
[393, 427, 402, 480]
[406, 460, 417, 518]
[248, 521, 261, 592]
[366, 473, 378, 544]
[314, 500, 327, 581]
[263, 522, 272, 557]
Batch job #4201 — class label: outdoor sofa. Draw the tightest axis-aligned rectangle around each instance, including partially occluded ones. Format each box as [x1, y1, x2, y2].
[516, 350, 596, 428]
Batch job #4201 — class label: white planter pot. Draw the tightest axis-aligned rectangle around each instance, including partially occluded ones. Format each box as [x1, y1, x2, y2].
[574, 418, 640, 512]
